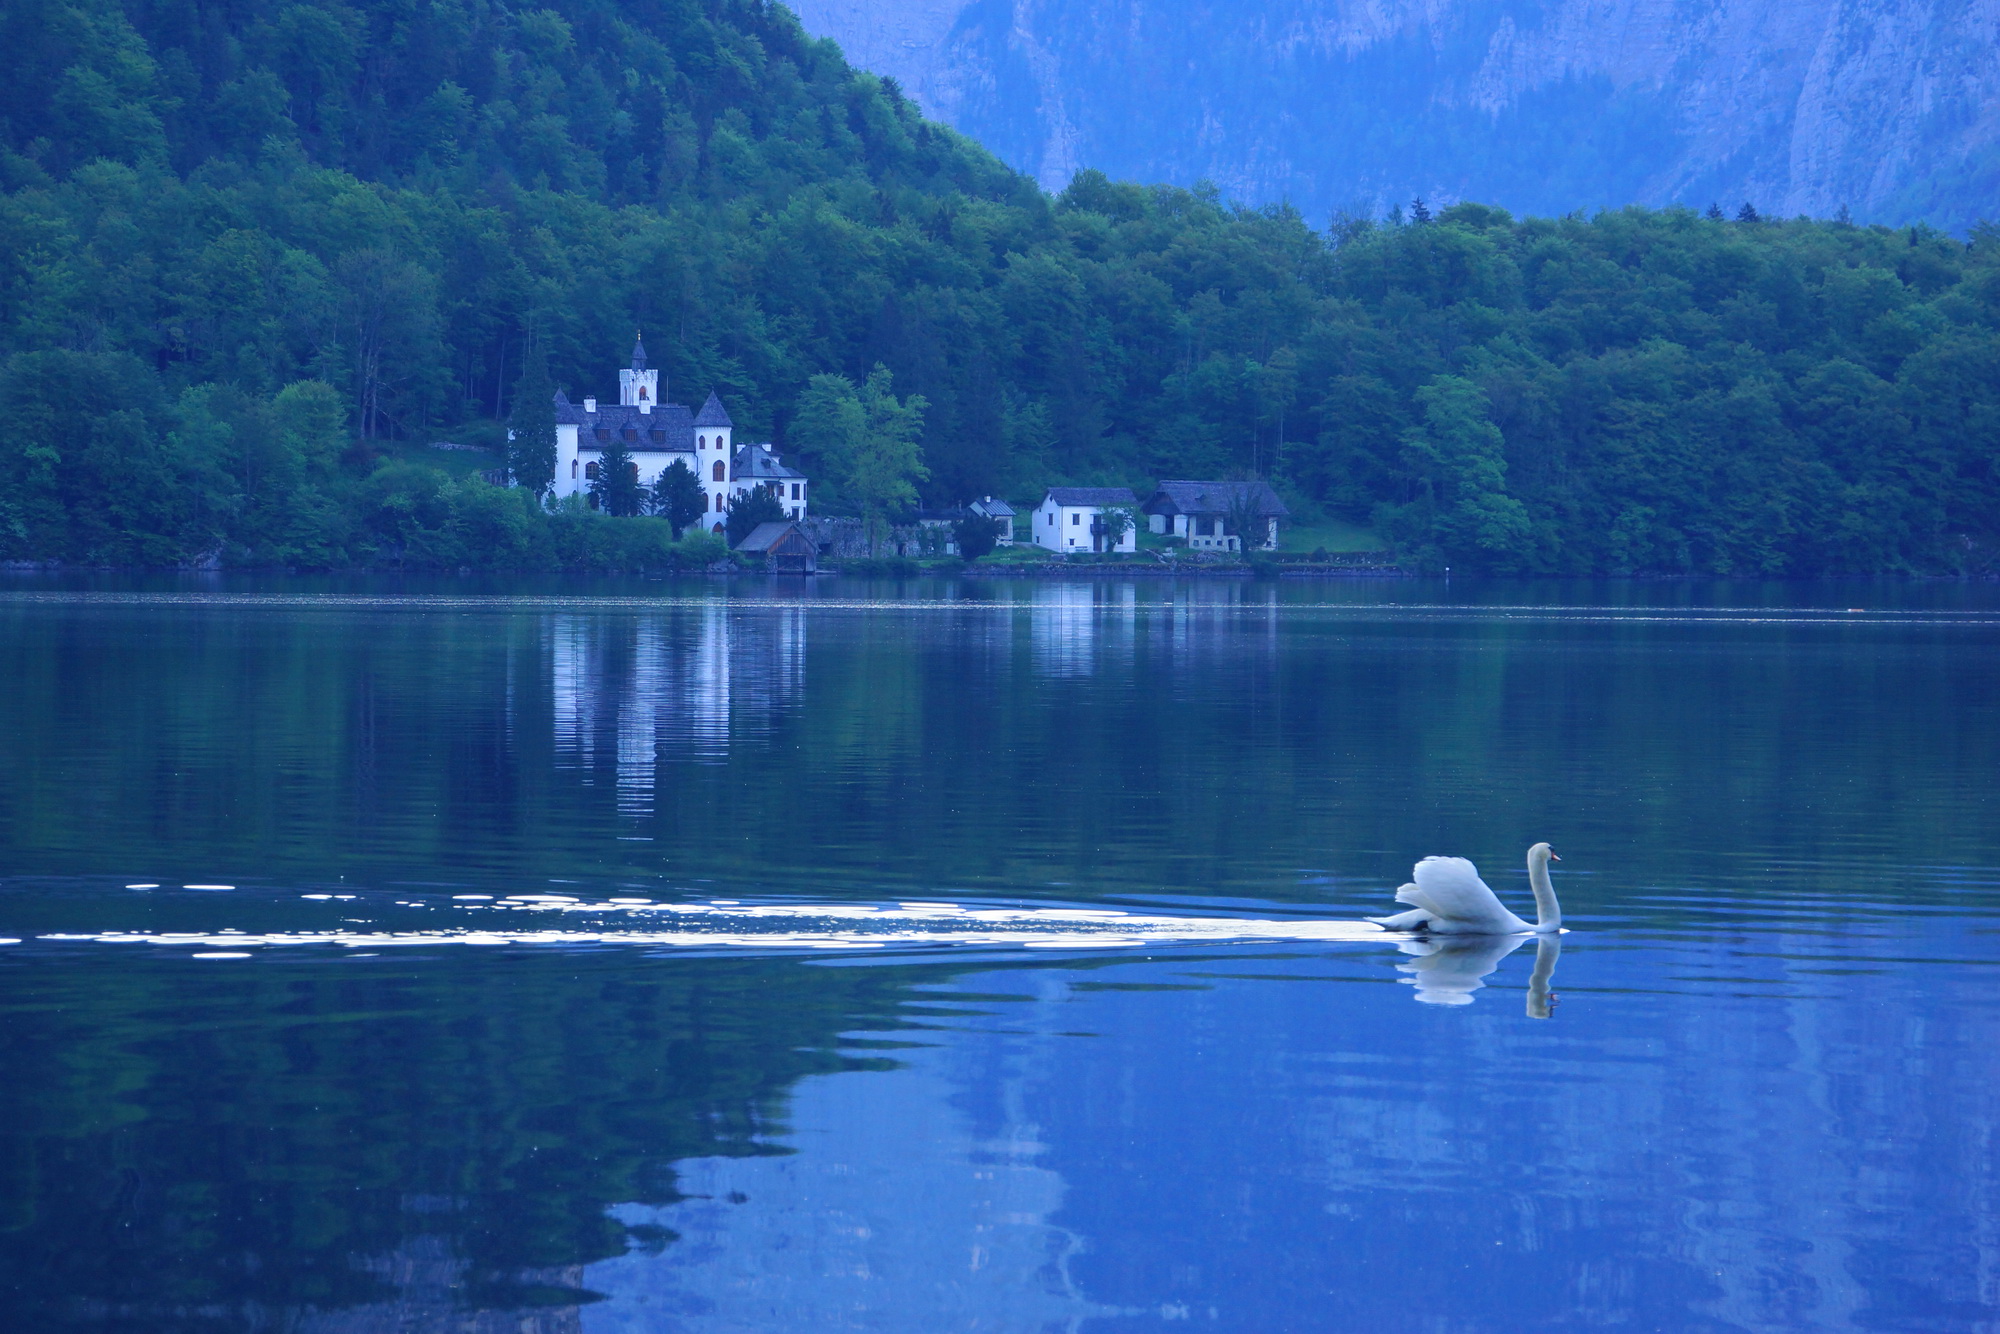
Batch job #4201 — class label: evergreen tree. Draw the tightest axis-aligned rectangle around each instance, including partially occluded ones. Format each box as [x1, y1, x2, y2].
[651, 459, 706, 538]
[1410, 197, 1432, 224]
[589, 440, 643, 517]
[953, 514, 999, 561]
[725, 488, 787, 547]
[507, 347, 557, 498]
[1737, 201, 1762, 223]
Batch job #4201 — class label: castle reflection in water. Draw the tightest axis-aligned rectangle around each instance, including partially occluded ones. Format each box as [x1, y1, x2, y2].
[545, 586, 1284, 807]
[549, 603, 807, 814]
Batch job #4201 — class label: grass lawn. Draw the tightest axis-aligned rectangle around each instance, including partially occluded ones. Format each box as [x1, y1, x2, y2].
[1280, 518, 1386, 554]
[382, 440, 503, 480]
[978, 542, 1057, 563]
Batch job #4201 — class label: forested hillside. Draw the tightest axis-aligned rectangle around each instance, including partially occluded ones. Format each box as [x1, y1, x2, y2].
[2, 0, 1997, 572]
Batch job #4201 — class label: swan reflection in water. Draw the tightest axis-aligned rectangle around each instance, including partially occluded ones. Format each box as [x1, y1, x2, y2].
[1396, 933, 1561, 1016]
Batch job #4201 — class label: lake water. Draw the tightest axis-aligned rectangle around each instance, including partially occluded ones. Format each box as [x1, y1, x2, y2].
[2, 576, 1997, 1332]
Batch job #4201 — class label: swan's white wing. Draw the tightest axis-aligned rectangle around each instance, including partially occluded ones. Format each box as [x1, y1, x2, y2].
[1410, 856, 1520, 929]
[1391, 881, 1439, 913]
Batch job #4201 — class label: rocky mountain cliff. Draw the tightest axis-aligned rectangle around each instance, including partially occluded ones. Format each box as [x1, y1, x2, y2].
[788, 0, 2000, 227]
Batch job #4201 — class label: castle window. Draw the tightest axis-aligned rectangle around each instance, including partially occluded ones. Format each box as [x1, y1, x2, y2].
[595, 428, 610, 442]
[585, 461, 600, 479]
[649, 429, 664, 443]
[622, 427, 637, 442]
[571, 460, 578, 479]
[638, 385, 648, 401]
[698, 435, 706, 449]
[712, 461, 725, 482]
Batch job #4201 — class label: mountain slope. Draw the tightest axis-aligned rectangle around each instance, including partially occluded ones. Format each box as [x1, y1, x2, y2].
[788, 0, 2000, 230]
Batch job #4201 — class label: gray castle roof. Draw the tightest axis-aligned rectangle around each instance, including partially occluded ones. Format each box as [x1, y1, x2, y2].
[1044, 486, 1139, 507]
[1142, 480, 1289, 518]
[694, 391, 734, 427]
[550, 378, 751, 457]
[557, 395, 698, 451]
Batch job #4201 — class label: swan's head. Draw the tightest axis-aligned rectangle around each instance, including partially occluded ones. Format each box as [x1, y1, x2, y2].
[1529, 841, 1559, 864]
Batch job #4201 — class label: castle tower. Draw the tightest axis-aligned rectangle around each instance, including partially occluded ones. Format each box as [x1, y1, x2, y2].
[618, 334, 659, 413]
[694, 390, 735, 530]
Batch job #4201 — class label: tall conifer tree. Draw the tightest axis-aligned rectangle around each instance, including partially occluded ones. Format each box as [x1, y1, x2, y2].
[508, 342, 557, 497]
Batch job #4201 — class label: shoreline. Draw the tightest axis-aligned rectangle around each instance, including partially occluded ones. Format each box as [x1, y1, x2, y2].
[8, 560, 1996, 581]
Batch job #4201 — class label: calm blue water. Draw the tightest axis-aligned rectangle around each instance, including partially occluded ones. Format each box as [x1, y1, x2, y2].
[1, 576, 1996, 1332]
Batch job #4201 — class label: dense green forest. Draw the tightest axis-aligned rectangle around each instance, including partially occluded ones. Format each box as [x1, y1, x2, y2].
[2, 0, 1997, 572]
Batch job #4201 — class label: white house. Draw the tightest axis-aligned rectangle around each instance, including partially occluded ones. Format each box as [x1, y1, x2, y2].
[1031, 487, 1140, 554]
[1140, 480, 1288, 552]
[547, 338, 808, 529]
[969, 496, 1017, 545]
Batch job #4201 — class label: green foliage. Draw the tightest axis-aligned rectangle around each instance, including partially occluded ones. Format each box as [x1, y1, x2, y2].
[589, 438, 643, 517]
[792, 366, 928, 553]
[724, 487, 787, 547]
[1385, 376, 1534, 571]
[953, 513, 998, 560]
[507, 347, 557, 496]
[0, 0, 1995, 572]
[1096, 505, 1135, 551]
[650, 458, 706, 538]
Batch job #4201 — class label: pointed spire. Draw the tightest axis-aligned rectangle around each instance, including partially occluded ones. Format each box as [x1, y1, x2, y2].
[630, 332, 647, 371]
[693, 391, 733, 427]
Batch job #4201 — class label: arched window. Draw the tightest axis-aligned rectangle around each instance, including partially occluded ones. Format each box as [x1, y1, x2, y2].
[698, 435, 706, 449]
[584, 461, 600, 479]
[712, 521, 724, 535]
[712, 461, 726, 482]
[638, 385, 648, 401]
[570, 460, 578, 479]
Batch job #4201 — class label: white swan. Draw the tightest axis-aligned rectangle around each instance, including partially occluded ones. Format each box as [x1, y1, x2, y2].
[1368, 843, 1562, 935]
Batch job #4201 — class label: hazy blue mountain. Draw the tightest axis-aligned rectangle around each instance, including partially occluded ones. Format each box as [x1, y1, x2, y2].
[788, 0, 2000, 228]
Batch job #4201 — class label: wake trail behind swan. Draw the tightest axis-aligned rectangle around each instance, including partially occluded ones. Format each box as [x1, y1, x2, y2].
[36, 898, 1391, 957]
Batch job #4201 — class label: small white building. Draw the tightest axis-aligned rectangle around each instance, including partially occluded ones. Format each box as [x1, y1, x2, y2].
[1140, 480, 1287, 551]
[1031, 487, 1140, 554]
[969, 496, 1017, 545]
[547, 338, 808, 529]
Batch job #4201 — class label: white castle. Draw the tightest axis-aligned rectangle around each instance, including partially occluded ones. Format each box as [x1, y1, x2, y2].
[549, 338, 808, 529]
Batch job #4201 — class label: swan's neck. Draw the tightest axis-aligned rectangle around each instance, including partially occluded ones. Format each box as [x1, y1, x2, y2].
[1528, 854, 1562, 931]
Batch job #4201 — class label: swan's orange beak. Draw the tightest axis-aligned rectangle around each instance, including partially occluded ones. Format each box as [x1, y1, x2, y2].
[1549, 852, 1561, 861]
